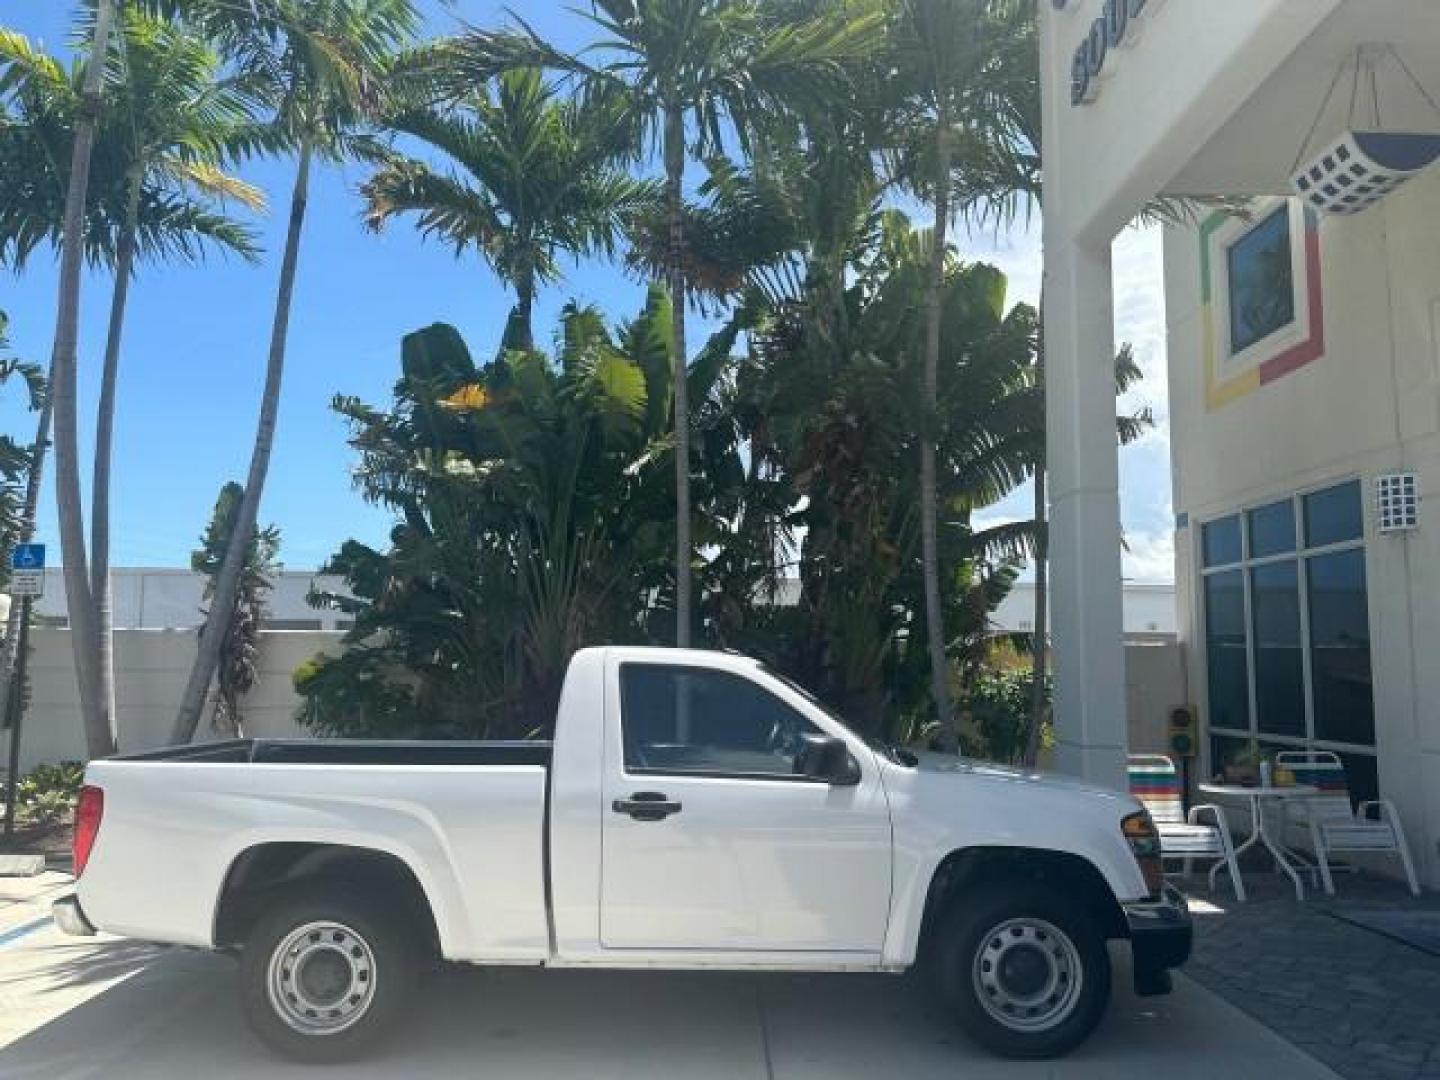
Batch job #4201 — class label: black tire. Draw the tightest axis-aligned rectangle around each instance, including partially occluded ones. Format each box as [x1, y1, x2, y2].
[932, 881, 1110, 1059]
[239, 884, 420, 1063]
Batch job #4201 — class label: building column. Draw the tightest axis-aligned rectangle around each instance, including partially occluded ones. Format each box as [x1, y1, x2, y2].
[1044, 234, 1128, 791]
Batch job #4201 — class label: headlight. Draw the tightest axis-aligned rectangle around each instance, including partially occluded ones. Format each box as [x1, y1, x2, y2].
[1122, 809, 1165, 898]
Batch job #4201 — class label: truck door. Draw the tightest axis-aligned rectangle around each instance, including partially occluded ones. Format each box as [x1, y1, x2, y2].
[599, 658, 892, 953]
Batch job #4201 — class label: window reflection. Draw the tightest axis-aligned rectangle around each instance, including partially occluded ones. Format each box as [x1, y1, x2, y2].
[1304, 481, 1363, 548]
[1251, 562, 1305, 737]
[1204, 571, 1249, 730]
[1308, 550, 1374, 747]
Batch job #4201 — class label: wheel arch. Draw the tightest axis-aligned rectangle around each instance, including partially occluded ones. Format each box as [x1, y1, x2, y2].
[214, 841, 442, 959]
[916, 846, 1128, 960]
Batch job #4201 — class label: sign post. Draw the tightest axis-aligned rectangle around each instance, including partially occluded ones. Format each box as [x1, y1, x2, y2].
[2, 543, 43, 840]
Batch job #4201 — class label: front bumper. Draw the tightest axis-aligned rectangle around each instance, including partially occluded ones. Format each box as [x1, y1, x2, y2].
[52, 894, 97, 937]
[1122, 884, 1192, 996]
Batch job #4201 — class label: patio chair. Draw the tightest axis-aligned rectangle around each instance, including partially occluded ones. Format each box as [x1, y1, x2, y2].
[1127, 754, 1245, 901]
[1274, 751, 1420, 897]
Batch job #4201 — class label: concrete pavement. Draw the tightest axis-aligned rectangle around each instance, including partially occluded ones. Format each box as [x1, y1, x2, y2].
[1, 874, 1337, 1079]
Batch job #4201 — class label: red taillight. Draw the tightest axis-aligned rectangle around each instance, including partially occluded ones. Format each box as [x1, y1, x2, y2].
[74, 785, 104, 878]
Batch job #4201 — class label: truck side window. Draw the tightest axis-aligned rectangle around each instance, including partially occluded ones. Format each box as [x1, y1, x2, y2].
[619, 664, 821, 777]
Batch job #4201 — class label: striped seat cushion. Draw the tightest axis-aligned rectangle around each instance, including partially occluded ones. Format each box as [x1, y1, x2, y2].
[1128, 760, 1184, 824]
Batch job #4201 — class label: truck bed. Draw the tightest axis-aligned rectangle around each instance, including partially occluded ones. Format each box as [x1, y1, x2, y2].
[115, 738, 554, 768]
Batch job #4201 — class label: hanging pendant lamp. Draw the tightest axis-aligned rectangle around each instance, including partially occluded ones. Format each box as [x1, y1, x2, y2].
[1290, 45, 1440, 217]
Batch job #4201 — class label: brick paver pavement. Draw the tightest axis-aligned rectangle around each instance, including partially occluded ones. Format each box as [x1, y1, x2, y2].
[1183, 868, 1440, 1080]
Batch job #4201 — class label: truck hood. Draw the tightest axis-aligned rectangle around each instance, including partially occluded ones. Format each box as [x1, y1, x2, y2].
[906, 751, 1137, 810]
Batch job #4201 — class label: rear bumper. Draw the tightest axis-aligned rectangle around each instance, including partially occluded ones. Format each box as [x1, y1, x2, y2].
[52, 894, 97, 937]
[1122, 884, 1192, 996]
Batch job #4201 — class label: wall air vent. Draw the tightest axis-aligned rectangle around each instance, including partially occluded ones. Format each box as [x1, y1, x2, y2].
[1376, 473, 1420, 533]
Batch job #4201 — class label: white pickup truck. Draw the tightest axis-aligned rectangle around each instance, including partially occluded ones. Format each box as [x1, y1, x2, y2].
[54, 647, 1190, 1063]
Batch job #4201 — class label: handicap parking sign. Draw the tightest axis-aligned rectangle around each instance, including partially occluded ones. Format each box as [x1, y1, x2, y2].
[10, 543, 44, 571]
[10, 543, 45, 597]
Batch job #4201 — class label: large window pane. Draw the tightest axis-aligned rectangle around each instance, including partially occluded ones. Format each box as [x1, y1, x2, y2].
[619, 664, 820, 777]
[1209, 733, 1254, 781]
[1248, 500, 1296, 558]
[1202, 516, 1242, 567]
[1251, 562, 1305, 737]
[1304, 481, 1364, 548]
[1204, 570, 1250, 731]
[1336, 752, 1379, 808]
[1307, 550, 1374, 746]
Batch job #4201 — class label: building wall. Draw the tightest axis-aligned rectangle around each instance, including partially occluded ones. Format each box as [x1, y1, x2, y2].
[1166, 167, 1440, 888]
[12, 628, 339, 772]
[1125, 641, 1188, 756]
[30, 569, 350, 631]
[989, 581, 1177, 636]
[9, 628, 1187, 785]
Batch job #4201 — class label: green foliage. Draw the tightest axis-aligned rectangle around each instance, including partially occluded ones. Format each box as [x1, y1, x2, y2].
[362, 68, 656, 349]
[4, 761, 85, 824]
[0, 13, 263, 271]
[296, 299, 740, 738]
[959, 669, 1052, 765]
[193, 482, 280, 735]
[716, 206, 1043, 743]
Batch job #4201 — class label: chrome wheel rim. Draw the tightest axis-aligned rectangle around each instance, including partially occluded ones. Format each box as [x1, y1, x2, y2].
[266, 920, 377, 1036]
[971, 917, 1083, 1033]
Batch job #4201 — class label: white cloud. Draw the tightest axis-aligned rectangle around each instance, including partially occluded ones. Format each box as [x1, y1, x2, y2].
[1122, 527, 1176, 583]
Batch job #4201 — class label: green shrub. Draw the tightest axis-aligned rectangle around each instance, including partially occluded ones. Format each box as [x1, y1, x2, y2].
[5, 761, 85, 825]
[959, 671, 1052, 766]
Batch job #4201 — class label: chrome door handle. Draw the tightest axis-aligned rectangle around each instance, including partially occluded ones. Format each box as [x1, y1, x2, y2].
[612, 791, 682, 821]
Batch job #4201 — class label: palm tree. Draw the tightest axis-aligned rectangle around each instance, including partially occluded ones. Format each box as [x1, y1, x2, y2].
[362, 68, 655, 351]
[33, 0, 119, 759]
[884, 0, 1024, 749]
[0, 11, 260, 756]
[92, 10, 264, 738]
[442, 0, 883, 645]
[170, 0, 420, 744]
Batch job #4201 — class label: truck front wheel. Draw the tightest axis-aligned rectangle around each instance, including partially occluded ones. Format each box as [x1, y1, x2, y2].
[933, 882, 1111, 1059]
[240, 886, 419, 1063]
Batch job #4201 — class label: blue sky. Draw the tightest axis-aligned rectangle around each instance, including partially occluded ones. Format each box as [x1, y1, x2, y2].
[0, 1, 1176, 581]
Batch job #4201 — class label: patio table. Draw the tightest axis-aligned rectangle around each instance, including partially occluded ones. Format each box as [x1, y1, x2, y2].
[1198, 782, 1317, 901]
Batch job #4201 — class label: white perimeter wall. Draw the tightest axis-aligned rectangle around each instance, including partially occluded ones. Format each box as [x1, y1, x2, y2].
[7, 629, 1187, 786]
[9, 628, 340, 772]
[1166, 168, 1440, 889]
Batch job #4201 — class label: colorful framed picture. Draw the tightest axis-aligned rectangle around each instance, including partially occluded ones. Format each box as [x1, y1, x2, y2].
[1200, 199, 1325, 410]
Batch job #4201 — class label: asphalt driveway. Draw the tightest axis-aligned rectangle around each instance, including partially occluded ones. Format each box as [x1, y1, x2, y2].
[2, 872, 1336, 1079]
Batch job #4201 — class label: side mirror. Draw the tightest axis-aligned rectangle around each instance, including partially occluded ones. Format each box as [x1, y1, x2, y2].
[796, 734, 860, 786]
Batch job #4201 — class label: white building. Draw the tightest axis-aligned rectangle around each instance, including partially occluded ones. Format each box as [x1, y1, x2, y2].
[30, 568, 350, 631]
[989, 580, 1176, 639]
[1042, 0, 1440, 887]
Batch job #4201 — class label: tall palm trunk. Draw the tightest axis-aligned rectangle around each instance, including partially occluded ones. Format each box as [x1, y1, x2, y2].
[514, 263, 536, 352]
[922, 112, 953, 748]
[664, 103, 691, 647]
[1023, 301, 1048, 768]
[172, 139, 314, 743]
[90, 166, 141, 737]
[52, 0, 118, 759]
[0, 387, 54, 732]
[1024, 462, 1048, 767]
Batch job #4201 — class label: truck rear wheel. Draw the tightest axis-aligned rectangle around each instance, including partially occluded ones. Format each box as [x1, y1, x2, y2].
[240, 885, 419, 1063]
[932, 881, 1110, 1059]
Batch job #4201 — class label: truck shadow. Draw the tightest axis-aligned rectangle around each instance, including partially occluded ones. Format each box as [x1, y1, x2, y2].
[0, 943, 1329, 1079]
